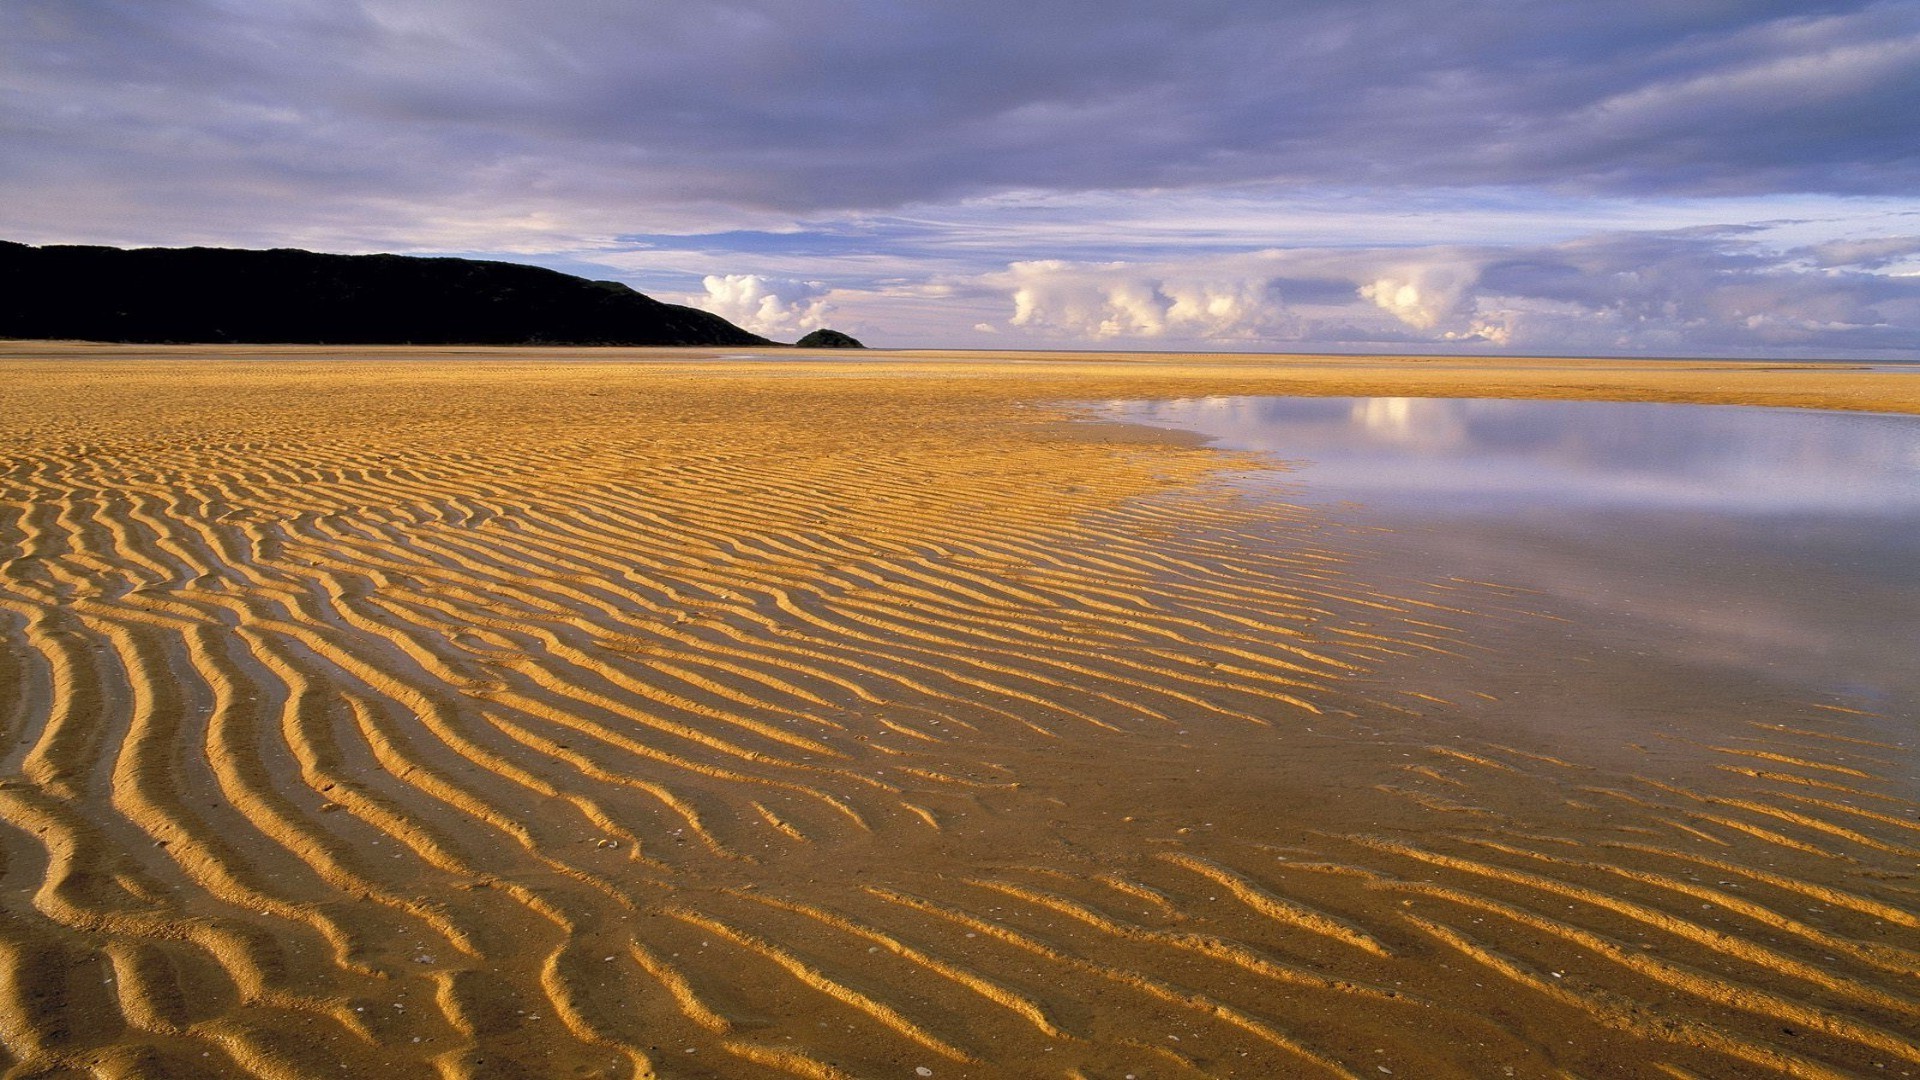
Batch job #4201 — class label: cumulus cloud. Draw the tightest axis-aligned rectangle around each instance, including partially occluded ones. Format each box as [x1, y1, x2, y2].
[692, 274, 832, 337]
[999, 261, 1291, 340]
[1357, 263, 1484, 332]
[975, 228, 1920, 357]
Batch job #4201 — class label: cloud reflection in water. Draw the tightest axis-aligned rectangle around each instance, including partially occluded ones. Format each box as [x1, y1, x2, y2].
[1109, 396, 1920, 517]
[1104, 395, 1920, 714]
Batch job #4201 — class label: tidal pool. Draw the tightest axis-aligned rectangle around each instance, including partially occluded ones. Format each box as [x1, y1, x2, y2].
[1105, 396, 1920, 736]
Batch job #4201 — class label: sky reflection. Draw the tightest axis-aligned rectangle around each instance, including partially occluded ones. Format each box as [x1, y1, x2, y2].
[1103, 395, 1920, 715]
[1106, 397, 1920, 517]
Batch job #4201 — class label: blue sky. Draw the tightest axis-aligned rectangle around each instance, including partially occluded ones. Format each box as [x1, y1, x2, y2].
[5, 0, 1919, 355]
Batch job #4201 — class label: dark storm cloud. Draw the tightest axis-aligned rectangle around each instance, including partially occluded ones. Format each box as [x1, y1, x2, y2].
[4, 0, 1917, 232]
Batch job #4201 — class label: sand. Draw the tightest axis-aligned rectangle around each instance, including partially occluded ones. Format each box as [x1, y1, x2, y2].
[0, 344, 1915, 1079]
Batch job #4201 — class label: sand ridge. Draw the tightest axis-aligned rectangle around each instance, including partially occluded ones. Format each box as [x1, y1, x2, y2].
[0, 347, 1915, 1078]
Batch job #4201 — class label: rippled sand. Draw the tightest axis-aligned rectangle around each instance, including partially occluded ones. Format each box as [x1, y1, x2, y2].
[1, 345, 1916, 1079]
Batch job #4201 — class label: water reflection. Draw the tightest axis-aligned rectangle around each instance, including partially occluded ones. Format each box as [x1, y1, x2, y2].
[1108, 396, 1920, 517]
[1103, 395, 1920, 724]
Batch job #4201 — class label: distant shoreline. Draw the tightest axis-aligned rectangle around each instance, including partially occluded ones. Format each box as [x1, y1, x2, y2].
[5, 340, 1913, 415]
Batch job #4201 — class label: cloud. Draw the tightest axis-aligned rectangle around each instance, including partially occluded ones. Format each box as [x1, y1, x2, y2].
[3, 0, 1917, 254]
[998, 260, 1291, 340]
[1788, 236, 1920, 269]
[3, 0, 1918, 359]
[691, 274, 832, 336]
[1358, 264, 1482, 332]
[970, 228, 1920, 357]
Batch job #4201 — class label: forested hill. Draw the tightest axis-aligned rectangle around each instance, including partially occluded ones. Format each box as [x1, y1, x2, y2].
[0, 241, 769, 346]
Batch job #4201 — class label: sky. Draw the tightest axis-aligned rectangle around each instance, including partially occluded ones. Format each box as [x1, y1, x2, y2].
[4, 0, 1919, 357]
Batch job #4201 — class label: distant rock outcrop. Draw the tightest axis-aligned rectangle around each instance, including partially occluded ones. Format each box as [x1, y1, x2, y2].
[794, 328, 865, 349]
[0, 241, 770, 347]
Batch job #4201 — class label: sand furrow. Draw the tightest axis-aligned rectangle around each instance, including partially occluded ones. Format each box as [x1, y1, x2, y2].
[1355, 844, 1920, 1065]
[1407, 915, 1857, 1080]
[1458, 836, 1920, 976]
[1155, 853, 1393, 957]
[668, 907, 978, 1063]
[866, 886, 1366, 1078]
[733, 888, 1077, 1047]
[4, 351, 1914, 1077]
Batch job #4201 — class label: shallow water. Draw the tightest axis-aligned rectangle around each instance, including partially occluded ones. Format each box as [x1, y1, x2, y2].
[1106, 395, 1920, 731]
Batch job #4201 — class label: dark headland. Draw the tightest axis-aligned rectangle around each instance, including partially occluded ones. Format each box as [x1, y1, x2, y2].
[794, 328, 865, 349]
[0, 241, 769, 346]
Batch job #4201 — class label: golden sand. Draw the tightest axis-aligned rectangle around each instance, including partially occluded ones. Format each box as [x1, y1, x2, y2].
[0, 345, 1916, 1079]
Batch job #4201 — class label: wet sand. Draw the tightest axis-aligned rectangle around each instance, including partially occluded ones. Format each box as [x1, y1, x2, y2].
[1, 345, 1916, 1079]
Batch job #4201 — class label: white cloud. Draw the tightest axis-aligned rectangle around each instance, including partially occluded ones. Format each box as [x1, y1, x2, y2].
[997, 259, 1293, 341]
[1361, 277, 1440, 329]
[1358, 258, 1496, 331]
[691, 274, 832, 337]
[957, 226, 1920, 357]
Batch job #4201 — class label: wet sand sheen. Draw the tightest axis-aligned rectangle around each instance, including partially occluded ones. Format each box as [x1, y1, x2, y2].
[0, 346, 1916, 1079]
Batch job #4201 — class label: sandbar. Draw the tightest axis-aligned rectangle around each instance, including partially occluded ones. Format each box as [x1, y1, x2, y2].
[0, 345, 1915, 1079]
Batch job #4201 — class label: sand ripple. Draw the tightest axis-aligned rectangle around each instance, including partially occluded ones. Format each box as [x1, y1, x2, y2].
[0, 354, 1914, 1079]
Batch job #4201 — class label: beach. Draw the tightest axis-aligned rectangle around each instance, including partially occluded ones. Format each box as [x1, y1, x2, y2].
[1, 344, 1916, 1079]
